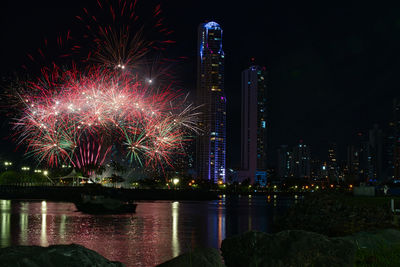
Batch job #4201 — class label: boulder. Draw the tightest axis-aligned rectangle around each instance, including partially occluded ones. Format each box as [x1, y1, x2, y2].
[157, 247, 224, 267]
[274, 193, 395, 236]
[337, 228, 400, 249]
[0, 244, 124, 267]
[221, 230, 355, 267]
[337, 229, 400, 266]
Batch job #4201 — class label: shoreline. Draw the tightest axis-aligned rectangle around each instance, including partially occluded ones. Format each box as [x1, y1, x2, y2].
[0, 185, 314, 202]
[0, 185, 220, 202]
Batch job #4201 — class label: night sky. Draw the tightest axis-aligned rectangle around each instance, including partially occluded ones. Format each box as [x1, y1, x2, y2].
[1, 0, 400, 168]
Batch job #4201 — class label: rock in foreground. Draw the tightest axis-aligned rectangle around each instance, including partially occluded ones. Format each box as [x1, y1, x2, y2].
[156, 247, 224, 267]
[274, 193, 395, 236]
[338, 228, 400, 249]
[221, 230, 355, 267]
[0, 244, 124, 267]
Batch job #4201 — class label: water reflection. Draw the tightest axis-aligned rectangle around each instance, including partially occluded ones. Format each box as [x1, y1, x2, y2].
[41, 201, 47, 246]
[171, 201, 179, 258]
[217, 199, 225, 246]
[20, 202, 28, 245]
[1, 200, 10, 247]
[0, 196, 291, 266]
[59, 214, 66, 242]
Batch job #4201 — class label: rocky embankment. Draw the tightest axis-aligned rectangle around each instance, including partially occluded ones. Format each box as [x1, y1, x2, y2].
[274, 193, 395, 236]
[158, 229, 400, 267]
[0, 244, 124, 267]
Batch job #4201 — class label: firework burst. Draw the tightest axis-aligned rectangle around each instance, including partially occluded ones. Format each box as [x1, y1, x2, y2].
[77, 0, 175, 69]
[8, 0, 197, 175]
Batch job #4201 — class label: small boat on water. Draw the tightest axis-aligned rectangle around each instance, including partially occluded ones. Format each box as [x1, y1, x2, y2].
[74, 194, 137, 214]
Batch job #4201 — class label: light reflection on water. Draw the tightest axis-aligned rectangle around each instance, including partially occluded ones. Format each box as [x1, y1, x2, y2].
[171, 201, 179, 258]
[1, 200, 10, 247]
[0, 196, 290, 267]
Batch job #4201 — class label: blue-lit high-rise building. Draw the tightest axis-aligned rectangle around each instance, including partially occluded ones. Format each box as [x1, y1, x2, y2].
[196, 21, 226, 182]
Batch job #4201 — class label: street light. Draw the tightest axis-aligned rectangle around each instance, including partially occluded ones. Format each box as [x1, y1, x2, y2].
[4, 161, 12, 170]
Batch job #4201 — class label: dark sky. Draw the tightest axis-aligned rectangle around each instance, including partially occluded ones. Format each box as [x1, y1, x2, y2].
[1, 0, 400, 168]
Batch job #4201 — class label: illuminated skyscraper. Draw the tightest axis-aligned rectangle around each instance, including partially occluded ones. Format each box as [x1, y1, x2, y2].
[277, 145, 290, 179]
[347, 145, 360, 177]
[328, 144, 339, 183]
[369, 124, 383, 181]
[240, 63, 267, 185]
[196, 21, 226, 182]
[291, 142, 311, 179]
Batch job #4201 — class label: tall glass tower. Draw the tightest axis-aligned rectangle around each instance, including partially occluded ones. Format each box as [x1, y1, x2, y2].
[196, 21, 226, 182]
[240, 64, 267, 185]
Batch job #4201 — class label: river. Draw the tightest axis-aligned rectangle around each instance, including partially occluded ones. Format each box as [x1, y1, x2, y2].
[0, 195, 294, 266]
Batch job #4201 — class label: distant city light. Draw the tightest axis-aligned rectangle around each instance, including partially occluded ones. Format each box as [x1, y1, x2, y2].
[173, 178, 179, 185]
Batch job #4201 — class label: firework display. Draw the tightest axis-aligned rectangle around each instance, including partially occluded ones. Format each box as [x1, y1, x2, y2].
[10, 0, 198, 174]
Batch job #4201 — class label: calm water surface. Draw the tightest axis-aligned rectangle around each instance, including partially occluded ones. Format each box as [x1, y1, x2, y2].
[0, 195, 293, 266]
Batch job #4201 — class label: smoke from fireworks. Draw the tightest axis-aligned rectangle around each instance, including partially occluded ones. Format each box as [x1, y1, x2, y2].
[9, 0, 198, 174]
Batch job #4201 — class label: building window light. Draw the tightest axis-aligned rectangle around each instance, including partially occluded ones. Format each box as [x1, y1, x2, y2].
[261, 121, 266, 128]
